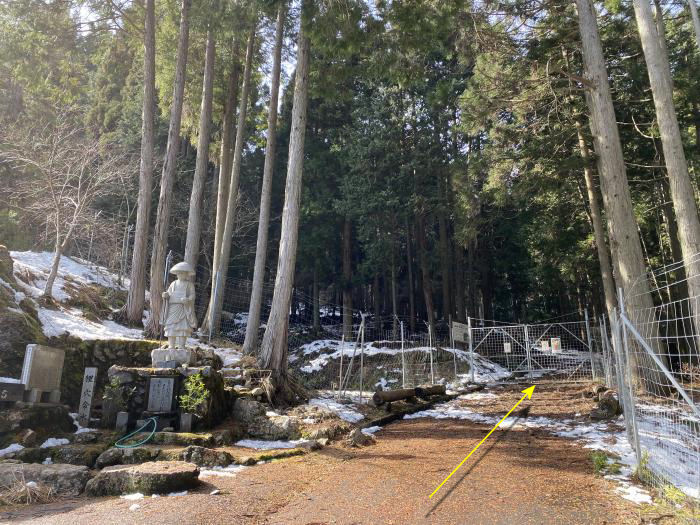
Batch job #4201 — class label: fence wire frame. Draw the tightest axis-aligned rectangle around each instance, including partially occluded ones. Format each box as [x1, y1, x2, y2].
[605, 256, 700, 519]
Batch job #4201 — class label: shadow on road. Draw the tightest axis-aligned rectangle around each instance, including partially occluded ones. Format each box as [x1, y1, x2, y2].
[424, 413, 526, 518]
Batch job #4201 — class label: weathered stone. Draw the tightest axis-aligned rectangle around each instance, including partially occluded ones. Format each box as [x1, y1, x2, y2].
[50, 444, 107, 467]
[85, 461, 199, 496]
[316, 438, 329, 447]
[73, 431, 100, 444]
[247, 415, 301, 441]
[236, 456, 257, 466]
[233, 398, 266, 424]
[95, 447, 161, 469]
[212, 429, 234, 446]
[298, 440, 322, 451]
[17, 428, 38, 447]
[150, 432, 215, 447]
[347, 428, 376, 447]
[0, 462, 90, 496]
[0, 404, 74, 435]
[179, 446, 232, 467]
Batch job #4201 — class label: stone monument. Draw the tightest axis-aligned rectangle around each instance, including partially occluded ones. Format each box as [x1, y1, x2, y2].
[20, 344, 65, 403]
[151, 261, 197, 367]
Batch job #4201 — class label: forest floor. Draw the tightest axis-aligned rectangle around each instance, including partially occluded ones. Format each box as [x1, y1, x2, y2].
[1, 384, 665, 525]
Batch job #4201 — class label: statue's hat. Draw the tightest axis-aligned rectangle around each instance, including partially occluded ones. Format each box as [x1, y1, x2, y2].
[169, 261, 195, 275]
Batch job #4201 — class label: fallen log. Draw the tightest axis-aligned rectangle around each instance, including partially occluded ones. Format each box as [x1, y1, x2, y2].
[415, 385, 447, 399]
[372, 388, 417, 406]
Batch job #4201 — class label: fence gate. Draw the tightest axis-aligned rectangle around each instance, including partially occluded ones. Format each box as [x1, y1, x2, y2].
[470, 317, 597, 382]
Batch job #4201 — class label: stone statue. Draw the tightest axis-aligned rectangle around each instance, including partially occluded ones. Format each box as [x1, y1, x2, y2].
[161, 261, 197, 349]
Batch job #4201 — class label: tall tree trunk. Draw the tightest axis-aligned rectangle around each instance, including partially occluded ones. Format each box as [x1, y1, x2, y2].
[258, 9, 311, 402]
[438, 208, 451, 321]
[575, 0, 668, 382]
[390, 229, 398, 338]
[184, 15, 217, 267]
[342, 217, 353, 340]
[405, 217, 416, 332]
[416, 213, 435, 335]
[313, 260, 320, 333]
[243, 3, 286, 353]
[210, 41, 241, 297]
[575, 117, 617, 318]
[454, 244, 466, 322]
[373, 272, 381, 320]
[124, 0, 155, 324]
[688, 0, 700, 51]
[146, 0, 191, 335]
[204, 20, 256, 334]
[632, 0, 700, 305]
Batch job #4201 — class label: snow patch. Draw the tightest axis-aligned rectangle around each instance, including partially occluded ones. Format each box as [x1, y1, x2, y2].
[199, 465, 247, 478]
[0, 377, 21, 384]
[234, 439, 306, 450]
[308, 397, 364, 423]
[40, 438, 69, 448]
[120, 493, 145, 501]
[361, 426, 382, 435]
[0, 443, 24, 457]
[38, 307, 142, 340]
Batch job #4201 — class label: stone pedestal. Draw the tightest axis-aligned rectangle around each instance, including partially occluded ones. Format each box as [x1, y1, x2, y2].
[151, 347, 193, 368]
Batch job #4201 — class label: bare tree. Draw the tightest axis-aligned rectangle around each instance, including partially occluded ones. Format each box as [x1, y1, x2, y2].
[124, 0, 156, 324]
[259, 3, 311, 403]
[147, 0, 191, 335]
[1, 111, 130, 298]
[243, 1, 286, 354]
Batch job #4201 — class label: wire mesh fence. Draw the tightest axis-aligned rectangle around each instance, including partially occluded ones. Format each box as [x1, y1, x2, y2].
[603, 259, 700, 520]
[469, 318, 597, 382]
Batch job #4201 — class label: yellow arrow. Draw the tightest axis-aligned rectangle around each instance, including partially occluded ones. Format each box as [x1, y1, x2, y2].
[428, 385, 536, 499]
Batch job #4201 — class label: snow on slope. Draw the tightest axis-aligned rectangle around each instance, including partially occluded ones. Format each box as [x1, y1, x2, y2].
[11, 251, 126, 301]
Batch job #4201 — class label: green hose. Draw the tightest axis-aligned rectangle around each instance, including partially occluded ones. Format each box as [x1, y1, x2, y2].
[114, 416, 158, 448]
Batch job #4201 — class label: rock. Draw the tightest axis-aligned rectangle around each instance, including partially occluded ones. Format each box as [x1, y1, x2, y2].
[0, 462, 90, 496]
[50, 444, 108, 467]
[298, 440, 321, 451]
[179, 446, 233, 467]
[592, 390, 621, 420]
[212, 429, 234, 446]
[0, 404, 74, 435]
[150, 432, 215, 447]
[95, 447, 161, 469]
[250, 387, 264, 397]
[232, 398, 266, 424]
[347, 428, 376, 447]
[235, 457, 257, 466]
[248, 415, 301, 441]
[73, 432, 100, 444]
[85, 461, 200, 496]
[316, 438, 329, 447]
[17, 429, 38, 447]
[583, 384, 607, 400]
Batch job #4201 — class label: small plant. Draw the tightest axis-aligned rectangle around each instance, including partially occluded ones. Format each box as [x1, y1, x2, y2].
[102, 377, 133, 412]
[179, 373, 210, 415]
[634, 451, 653, 484]
[591, 451, 609, 475]
[590, 451, 622, 476]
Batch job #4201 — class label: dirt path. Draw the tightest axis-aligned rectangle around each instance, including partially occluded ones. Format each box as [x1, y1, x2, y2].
[1, 399, 643, 525]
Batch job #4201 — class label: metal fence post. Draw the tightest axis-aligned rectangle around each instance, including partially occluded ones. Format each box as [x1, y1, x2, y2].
[429, 324, 435, 384]
[523, 323, 533, 379]
[468, 316, 475, 383]
[449, 317, 458, 380]
[400, 321, 406, 388]
[337, 335, 345, 400]
[617, 287, 642, 463]
[584, 309, 596, 380]
[359, 315, 365, 403]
